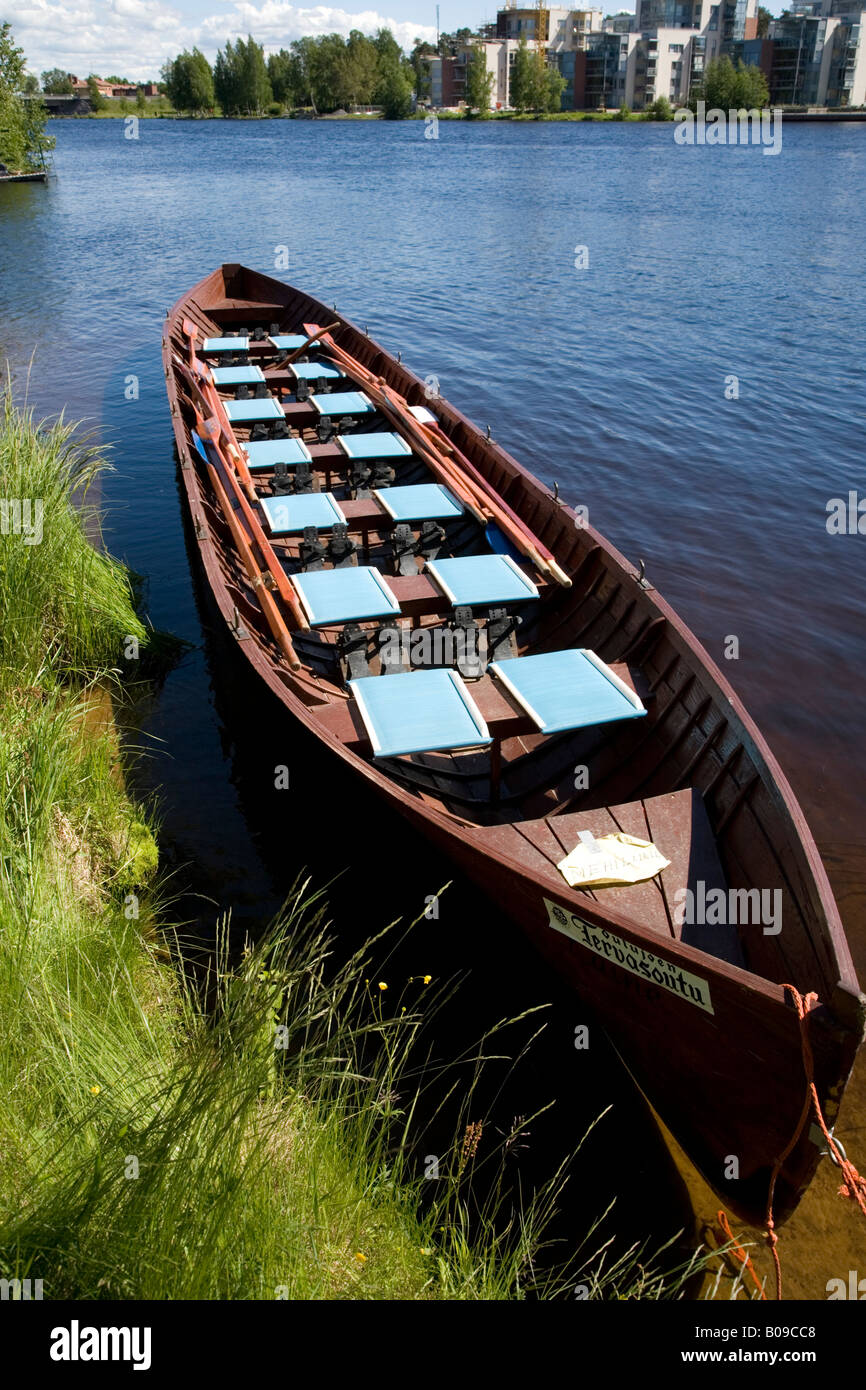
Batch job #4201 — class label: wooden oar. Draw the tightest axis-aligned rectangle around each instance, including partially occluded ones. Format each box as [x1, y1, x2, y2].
[308, 328, 558, 574]
[182, 316, 201, 358]
[200, 378, 260, 504]
[304, 328, 532, 532]
[318, 335, 569, 584]
[416, 417, 572, 589]
[273, 321, 341, 369]
[200, 448, 302, 670]
[306, 326, 572, 585]
[177, 324, 260, 496]
[176, 367, 310, 636]
[199, 417, 310, 632]
[298, 327, 492, 526]
[173, 353, 259, 504]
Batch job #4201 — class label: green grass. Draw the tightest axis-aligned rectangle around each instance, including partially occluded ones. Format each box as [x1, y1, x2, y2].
[0, 397, 732, 1300]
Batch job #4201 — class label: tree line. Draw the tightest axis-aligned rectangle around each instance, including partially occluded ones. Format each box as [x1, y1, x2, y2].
[159, 31, 575, 119]
[162, 31, 418, 118]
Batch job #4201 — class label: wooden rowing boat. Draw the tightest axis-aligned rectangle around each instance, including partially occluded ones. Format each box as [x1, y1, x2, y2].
[163, 263, 864, 1229]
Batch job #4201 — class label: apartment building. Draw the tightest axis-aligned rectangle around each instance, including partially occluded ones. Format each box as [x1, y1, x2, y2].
[495, 6, 604, 49]
[428, 39, 519, 108]
[728, 0, 866, 105]
[561, 0, 757, 109]
[431, 0, 802, 113]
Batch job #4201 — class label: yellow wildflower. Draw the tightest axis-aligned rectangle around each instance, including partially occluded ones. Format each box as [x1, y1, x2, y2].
[90, 1085, 101, 1095]
[378, 981, 388, 991]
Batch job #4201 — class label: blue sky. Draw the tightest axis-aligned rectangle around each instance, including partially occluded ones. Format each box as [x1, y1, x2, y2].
[5, 0, 515, 82]
[6, 0, 783, 85]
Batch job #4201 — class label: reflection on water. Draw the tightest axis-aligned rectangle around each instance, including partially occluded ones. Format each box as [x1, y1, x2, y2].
[2, 117, 865, 1294]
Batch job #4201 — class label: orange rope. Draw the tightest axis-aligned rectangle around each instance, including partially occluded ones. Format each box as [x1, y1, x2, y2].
[717, 1211, 766, 1299]
[764, 985, 866, 1301]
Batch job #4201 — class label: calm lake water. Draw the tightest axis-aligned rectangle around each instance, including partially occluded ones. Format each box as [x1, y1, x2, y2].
[2, 116, 865, 1297]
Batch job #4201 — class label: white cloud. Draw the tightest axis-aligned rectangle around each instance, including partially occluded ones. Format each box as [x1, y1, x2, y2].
[10, 0, 436, 81]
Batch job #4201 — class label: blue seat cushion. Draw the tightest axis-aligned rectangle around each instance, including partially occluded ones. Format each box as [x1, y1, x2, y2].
[291, 565, 401, 626]
[310, 391, 374, 416]
[242, 438, 312, 470]
[375, 483, 463, 522]
[224, 397, 285, 422]
[210, 365, 266, 386]
[349, 669, 491, 758]
[290, 362, 345, 381]
[338, 432, 412, 460]
[426, 554, 539, 608]
[203, 336, 249, 352]
[269, 334, 313, 351]
[260, 493, 347, 535]
[490, 649, 647, 735]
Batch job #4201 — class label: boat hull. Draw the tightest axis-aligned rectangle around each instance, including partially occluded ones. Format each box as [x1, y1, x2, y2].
[163, 263, 864, 1230]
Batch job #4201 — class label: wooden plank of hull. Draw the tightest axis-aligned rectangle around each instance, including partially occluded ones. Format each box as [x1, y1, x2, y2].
[163, 263, 865, 1227]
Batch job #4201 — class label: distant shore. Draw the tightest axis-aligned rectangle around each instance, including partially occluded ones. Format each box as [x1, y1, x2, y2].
[44, 106, 866, 124]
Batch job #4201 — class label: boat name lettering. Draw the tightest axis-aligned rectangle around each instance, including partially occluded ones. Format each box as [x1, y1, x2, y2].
[542, 898, 714, 1015]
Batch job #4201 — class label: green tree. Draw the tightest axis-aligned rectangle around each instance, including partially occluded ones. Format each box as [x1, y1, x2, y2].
[267, 49, 303, 108]
[509, 37, 533, 112]
[730, 59, 769, 109]
[646, 94, 674, 119]
[41, 67, 72, 94]
[162, 48, 215, 114]
[410, 39, 435, 102]
[0, 23, 54, 171]
[509, 40, 563, 113]
[465, 43, 494, 115]
[757, 6, 771, 37]
[373, 28, 414, 116]
[374, 28, 403, 70]
[214, 36, 271, 116]
[310, 33, 351, 111]
[378, 66, 413, 119]
[539, 63, 566, 112]
[86, 76, 106, 111]
[690, 56, 769, 111]
[345, 30, 379, 106]
[290, 37, 321, 112]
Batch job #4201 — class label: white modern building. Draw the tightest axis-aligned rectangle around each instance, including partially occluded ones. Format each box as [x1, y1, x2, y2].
[429, 0, 773, 112]
[760, 0, 866, 106]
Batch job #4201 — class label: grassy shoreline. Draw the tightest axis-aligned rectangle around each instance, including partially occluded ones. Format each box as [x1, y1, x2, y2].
[0, 399, 563, 1299]
[0, 398, 731, 1300]
[56, 106, 668, 122]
